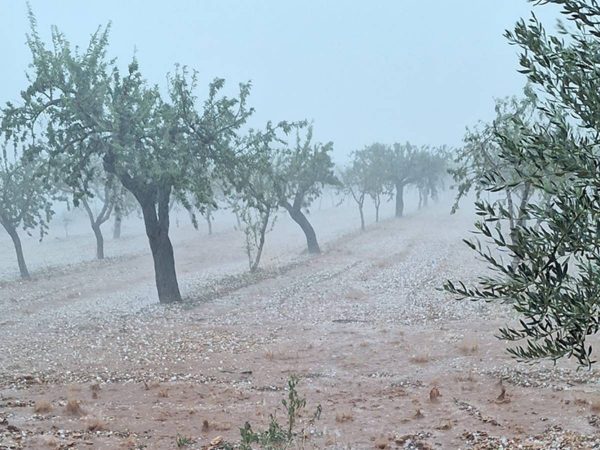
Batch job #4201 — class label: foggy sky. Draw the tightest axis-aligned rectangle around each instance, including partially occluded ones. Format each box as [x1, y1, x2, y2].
[1, 1, 559, 162]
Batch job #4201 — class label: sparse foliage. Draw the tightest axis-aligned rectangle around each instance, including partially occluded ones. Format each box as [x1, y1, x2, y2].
[225, 375, 322, 450]
[270, 124, 339, 254]
[0, 142, 54, 279]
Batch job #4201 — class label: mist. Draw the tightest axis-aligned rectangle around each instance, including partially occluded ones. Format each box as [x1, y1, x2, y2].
[3, 2, 598, 449]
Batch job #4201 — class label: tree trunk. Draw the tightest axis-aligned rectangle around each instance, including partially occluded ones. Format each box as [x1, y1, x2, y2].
[82, 198, 106, 260]
[395, 183, 405, 218]
[92, 224, 104, 260]
[206, 213, 213, 235]
[374, 195, 381, 223]
[510, 183, 533, 268]
[147, 230, 181, 302]
[506, 189, 516, 243]
[113, 210, 122, 239]
[359, 204, 365, 231]
[286, 206, 320, 254]
[140, 187, 182, 303]
[250, 209, 270, 272]
[106, 157, 181, 303]
[5, 225, 30, 279]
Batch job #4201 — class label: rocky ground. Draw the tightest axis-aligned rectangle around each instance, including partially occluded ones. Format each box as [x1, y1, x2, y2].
[2, 200, 600, 449]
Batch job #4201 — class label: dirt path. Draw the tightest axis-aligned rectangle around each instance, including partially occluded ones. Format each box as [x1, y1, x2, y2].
[2, 207, 600, 449]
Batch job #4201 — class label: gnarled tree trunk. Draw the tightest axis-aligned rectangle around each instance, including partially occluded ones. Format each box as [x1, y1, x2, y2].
[139, 185, 182, 303]
[284, 203, 320, 254]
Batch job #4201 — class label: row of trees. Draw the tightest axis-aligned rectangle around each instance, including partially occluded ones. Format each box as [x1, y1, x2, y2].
[1, 12, 452, 298]
[342, 143, 448, 230]
[2, 12, 449, 302]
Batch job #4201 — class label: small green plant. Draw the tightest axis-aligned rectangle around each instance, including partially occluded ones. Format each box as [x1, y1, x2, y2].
[176, 434, 193, 447]
[234, 375, 321, 450]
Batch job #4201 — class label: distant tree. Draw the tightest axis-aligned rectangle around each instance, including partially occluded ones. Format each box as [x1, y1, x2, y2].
[359, 143, 388, 222]
[79, 173, 117, 259]
[341, 163, 368, 231]
[60, 210, 73, 239]
[0, 144, 54, 279]
[203, 204, 215, 235]
[385, 142, 420, 218]
[270, 124, 339, 254]
[414, 147, 448, 209]
[449, 91, 539, 246]
[3, 16, 251, 303]
[112, 185, 137, 239]
[221, 127, 279, 271]
[446, 0, 600, 367]
[60, 162, 118, 259]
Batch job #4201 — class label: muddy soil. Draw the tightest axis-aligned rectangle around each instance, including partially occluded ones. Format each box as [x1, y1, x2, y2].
[1, 202, 600, 449]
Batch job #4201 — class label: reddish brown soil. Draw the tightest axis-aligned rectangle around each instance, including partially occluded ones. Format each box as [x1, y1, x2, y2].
[2, 207, 600, 449]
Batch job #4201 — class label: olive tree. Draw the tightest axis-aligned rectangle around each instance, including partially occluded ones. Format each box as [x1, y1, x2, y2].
[446, 0, 600, 367]
[449, 91, 539, 246]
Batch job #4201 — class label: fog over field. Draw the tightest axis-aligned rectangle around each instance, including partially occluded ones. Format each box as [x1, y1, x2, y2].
[3, 1, 600, 450]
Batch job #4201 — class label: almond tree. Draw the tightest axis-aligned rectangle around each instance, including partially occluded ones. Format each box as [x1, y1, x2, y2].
[79, 173, 118, 259]
[341, 163, 368, 231]
[386, 142, 420, 218]
[414, 147, 448, 209]
[60, 161, 118, 259]
[3, 15, 251, 303]
[449, 90, 538, 246]
[112, 185, 137, 239]
[221, 125, 282, 271]
[271, 125, 339, 254]
[0, 144, 53, 279]
[359, 143, 388, 222]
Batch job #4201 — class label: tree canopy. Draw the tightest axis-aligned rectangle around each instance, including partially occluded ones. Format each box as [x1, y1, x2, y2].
[3, 14, 252, 302]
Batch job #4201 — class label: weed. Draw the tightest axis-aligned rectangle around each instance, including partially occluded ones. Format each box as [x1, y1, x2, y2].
[64, 399, 84, 416]
[458, 340, 479, 355]
[335, 411, 353, 423]
[176, 434, 193, 447]
[410, 354, 430, 364]
[220, 375, 322, 450]
[158, 389, 169, 398]
[87, 418, 107, 432]
[34, 400, 52, 414]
